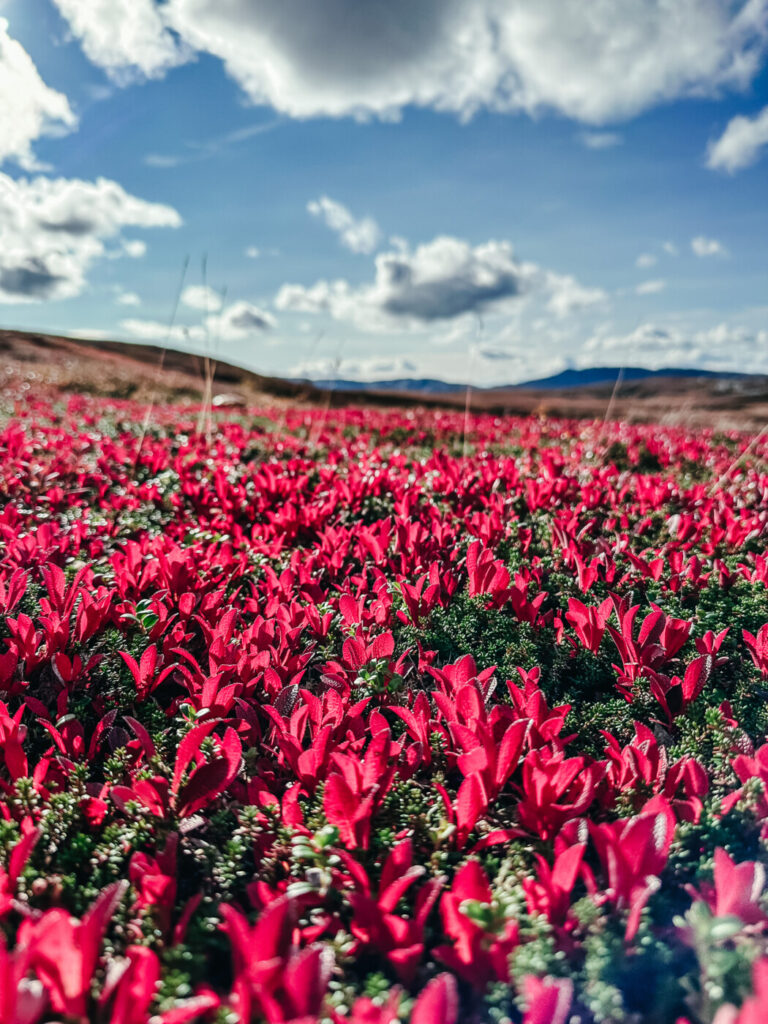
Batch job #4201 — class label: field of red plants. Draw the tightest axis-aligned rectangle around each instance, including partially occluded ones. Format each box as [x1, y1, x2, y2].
[2, 390, 768, 1024]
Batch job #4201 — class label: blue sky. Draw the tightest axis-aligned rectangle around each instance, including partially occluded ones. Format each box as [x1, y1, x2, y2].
[1, 0, 768, 384]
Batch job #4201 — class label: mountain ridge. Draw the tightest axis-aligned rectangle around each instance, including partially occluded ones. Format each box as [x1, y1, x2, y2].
[308, 365, 754, 393]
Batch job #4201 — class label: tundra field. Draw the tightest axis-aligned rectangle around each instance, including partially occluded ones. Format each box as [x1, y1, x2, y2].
[2, 385, 768, 1024]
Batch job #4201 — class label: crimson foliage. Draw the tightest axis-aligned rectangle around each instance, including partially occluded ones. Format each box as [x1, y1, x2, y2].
[1, 389, 768, 1023]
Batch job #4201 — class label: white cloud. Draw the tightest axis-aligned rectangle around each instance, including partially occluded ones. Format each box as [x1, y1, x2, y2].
[115, 290, 141, 306]
[276, 234, 608, 335]
[276, 235, 541, 330]
[307, 196, 381, 254]
[144, 153, 182, 169]
[0, 18, 76, 168]
[546, 272, 607, 318]
[0, 173, 181, 303]
[120, 318, 205, 345]
[181, 284, 223, 312]
[691, 235, 728, 257]
[292, 356, 417, 381]
[284, 313, 768, 388]
[636, 279, 667, 295]
[636, 252, 657, 268]
[210, 300, 276, 338]
[662, 241, 679, 256]
[701, 321, 768, 352]
[50, 0, 187, 82]
[121, 239, 147, 259]
[707, 104, 768, 172]
[584, 323, 695, 363]
[122, 299, 275, 345]
[245, 246, 260, 259]
[282, 311, 768, 386]
[583, 320, 768, 371]
[579, 130, 622, 149]
[68, 327, 111, 340]
[474, 345, 520, 361]
[52, 1, 768, 126]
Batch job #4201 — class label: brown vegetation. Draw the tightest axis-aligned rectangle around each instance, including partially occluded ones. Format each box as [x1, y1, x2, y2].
[1, 327, 767, 428]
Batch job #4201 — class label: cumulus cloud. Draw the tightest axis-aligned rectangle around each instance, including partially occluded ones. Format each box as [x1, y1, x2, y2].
[276, 235, 541, 330]
[51, 1, 768, 125]
[292, 356, 417, 381]
[636, 279, 667, 295]
[546, 273, 608, 318]
[0, 18, 76, 168]
[181, 284, 223, 312]
[276, 234, 608, 335]
[583, 320, 768, 370]
[115, 290, 141, 306]
[636, 253, 657, 269]
[120, 318, 205, 345]
[245, 246, 260, 259]
[691, 235, 728, 257]
[584, 323, 694, 363]
[122, 299, 275, 345]
[122, 240, 148, 259]
[50, 0, 187, 82]
[707, 104, 768, 171]
[307, 196, 381, 254]
[579, 130, 622, 149]
[211, 300, 276, 337]
[0, 173, 181, 303]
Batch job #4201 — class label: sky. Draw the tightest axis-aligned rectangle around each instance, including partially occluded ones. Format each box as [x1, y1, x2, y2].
[1, 0, 768, 386]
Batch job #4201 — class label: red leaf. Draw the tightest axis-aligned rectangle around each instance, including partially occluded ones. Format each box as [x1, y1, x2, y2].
[412, 974, 459, 1024]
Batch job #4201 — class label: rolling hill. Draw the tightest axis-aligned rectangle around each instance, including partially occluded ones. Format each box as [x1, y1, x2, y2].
[1, 327, 766, 429]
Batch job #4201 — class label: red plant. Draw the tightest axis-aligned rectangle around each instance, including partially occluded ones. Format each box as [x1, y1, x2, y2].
[522, 976, 573, 1024]
[435, 860, 518, 987]
[333, 839, 441, 982]
[1, 390, 767, 1021]
[21, 882, 127, 1020]
[743, 624, 768, 680]
[589, 798, 675, 939]
[691, 848, 768, 926]
[566, 596, 612, 654]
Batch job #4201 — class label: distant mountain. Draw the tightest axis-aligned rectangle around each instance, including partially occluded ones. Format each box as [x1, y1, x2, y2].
[514, 366, 746, 390]
[309, 366, 750, 394]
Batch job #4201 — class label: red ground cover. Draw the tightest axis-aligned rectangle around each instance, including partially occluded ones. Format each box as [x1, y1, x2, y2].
[1, 390, 768, 1023]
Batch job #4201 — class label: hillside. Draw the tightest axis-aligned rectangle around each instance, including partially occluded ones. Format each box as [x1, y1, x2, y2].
[0, 328, 323, 406]
[1, 327, 767, 428]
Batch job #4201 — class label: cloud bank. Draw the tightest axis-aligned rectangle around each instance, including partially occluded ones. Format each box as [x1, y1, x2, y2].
[0, 173, 181, 303]
[276, 236, 543, 329]
[584, 321, 768, 370]
[50, 1, 768, 125]
[276, 233, 606, 334]
[0, 18, 76, 168]
[122, 299, 275, 345]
